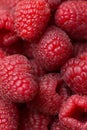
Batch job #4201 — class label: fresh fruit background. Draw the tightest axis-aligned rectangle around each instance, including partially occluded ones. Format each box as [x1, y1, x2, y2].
[0, 0, 87, 130]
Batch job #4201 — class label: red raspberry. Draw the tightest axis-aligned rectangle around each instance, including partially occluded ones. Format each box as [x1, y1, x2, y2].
[14, 0, 50, 41]
[0, 98, 18, 130]
[46, 0, 61, 10]
[0, 9, 18, 46]
[0, 54, 38, 102]
[61, 57, 87, 95]
[18, 106, 50, 130]
[59, 95, 87, 130]
[34, 73, 63, 115]
[78, 52, 87, 61]
[55, 0, 87, 40]
[74, 42, 87, 56]
[34, 26, 73, 71]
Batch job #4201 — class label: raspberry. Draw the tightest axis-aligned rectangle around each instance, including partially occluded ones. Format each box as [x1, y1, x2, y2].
[55, 0, 87, 40]
[18, 106, 50, 130]
[34, 73, 63, 115]
[34, 26, 73, 71]
[78, 52, 87, 61]
[61, 56, 87, 95]
[0, 54, 38, 102]
[0, 98, 18, 130]
[59, 95, 87, 130]
[14, 0, 50, 41]
[46, 0, 61, 10]
[0, 9, 18, 46]
[74, 42, 87, 56]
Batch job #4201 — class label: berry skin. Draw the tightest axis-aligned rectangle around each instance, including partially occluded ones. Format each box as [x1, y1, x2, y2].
[34, 26, 73, 71]
[18, 106, 50, 130]
[34, 73, 63, 115]
[14, 0, 50, 41]
[74, 42, 87, 56]
[0, 9, 18, 46]
[61, 57, 87, 95]
[0, 98, 18, 130]
[59, 95, 87, 130]
[0, 54, 38, 102]
[55, 0, 87, 40]
[46, 0, 61, 10]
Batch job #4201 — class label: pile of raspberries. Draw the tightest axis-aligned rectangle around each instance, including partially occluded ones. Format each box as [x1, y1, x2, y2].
[0, 0, 87, 129]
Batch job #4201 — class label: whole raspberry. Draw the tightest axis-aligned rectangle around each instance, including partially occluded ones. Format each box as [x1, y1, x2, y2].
[55, 0, 87, 40]
[18, 106, 50, 130]
[59, 95, 87, 130]
[0, 98, 18, 130]
[34, 73, 63, 115]
[0, 9, 18, 46]
[14, 0, 50, 41]
[0, 54, 38, 102]
[74, 42, 87, 56]
[61, 57, 87, 95]
[34, 26, 73, 71]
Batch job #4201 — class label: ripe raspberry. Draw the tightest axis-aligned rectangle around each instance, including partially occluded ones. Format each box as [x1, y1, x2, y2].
[34, 73, 63, 115]
[61, 57, 87, 95]
[55, 0, 87, 40]
[0, 9, 18, 46]
[14, 0, 50, 41]
[34, 26, 73, 71]
[0, 98, 18, 130]
[18, 106, 50, 130]
[59, 95, 87, 130]
[74, 42, 87, 56]
[46, 0, 61, 10]
[0, 54, 38, 102]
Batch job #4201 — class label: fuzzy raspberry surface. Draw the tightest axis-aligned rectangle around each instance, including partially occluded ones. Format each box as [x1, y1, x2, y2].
[34, 26, 73, 71]
[0, 98, 18, 130]
[0, 54, 38, 102]
[55, 0, 87, 40]
[14, 0, 50, 41]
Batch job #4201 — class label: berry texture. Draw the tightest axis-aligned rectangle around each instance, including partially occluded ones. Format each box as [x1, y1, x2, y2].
[34, 26, 73, 71]
[51, 119, 64, 130]
[55, 0, 87, 40]
[46, 0, 61, 10]
[35, 73, 63, 115]
[18, 106, 50, 130]
[59, 95, 87, 130]
[14, 0, 50, 41]
[61, 57, 87, 95]
[0, 9, 18, 46]
[0, 98, 18, 130]
[0, 54, 38, 102]
[74, 42, 87, 56]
